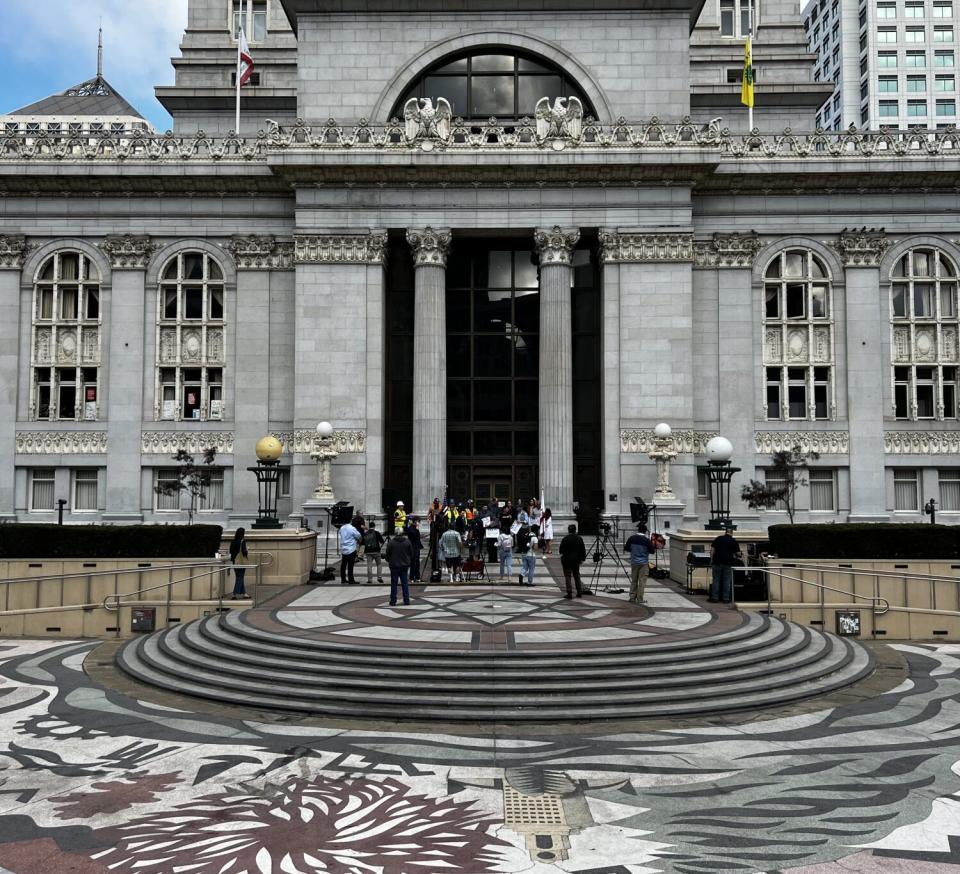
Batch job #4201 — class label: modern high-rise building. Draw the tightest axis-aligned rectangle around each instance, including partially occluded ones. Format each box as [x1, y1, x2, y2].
[804, 0, 959, 131]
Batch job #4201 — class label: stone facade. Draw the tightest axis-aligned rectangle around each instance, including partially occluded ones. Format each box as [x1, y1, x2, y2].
[1, 0, 959, 527]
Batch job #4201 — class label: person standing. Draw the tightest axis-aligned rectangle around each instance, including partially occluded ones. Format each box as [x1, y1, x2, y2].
[439, 525, 464, 582]
[540, 509, 554, 554]
[229, 528, 250, 600]
[558, 523, 587, 599]
[362, 522, 385, 584]
[484, 499, 501, 563]
[393, 501, 407, 535]
[710, 524, 741, 604]
[405, 517, 423, 582]
[623, 523, 653, 604]
[338, 516, 362, 585]
[385, 530, 413, 606]
[497, 526, 514, 579]
[519, 524, 538, 586]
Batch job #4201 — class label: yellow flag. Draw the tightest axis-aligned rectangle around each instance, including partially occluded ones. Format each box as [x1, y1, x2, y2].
[741, 37, 755, 108]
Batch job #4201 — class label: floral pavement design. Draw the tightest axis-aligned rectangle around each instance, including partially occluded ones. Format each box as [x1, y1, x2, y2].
[2, 640, 960, 871]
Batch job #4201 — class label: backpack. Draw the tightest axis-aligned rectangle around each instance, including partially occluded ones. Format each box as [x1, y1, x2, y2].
[518, 525, 532, 551]
[362, 529, 380, 551]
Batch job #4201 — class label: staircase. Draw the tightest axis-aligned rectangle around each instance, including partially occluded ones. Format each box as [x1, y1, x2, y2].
[116, 607, 874, 722]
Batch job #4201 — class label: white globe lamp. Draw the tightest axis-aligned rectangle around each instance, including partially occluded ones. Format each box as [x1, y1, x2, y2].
[654, 422, 672, 440]
[705, 435, 733, 464]
[317, 421, 334, 438]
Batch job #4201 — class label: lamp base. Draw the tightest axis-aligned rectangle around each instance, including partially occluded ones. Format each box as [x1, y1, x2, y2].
[705, 519, 737, 531]
[252, 518, 283, 530]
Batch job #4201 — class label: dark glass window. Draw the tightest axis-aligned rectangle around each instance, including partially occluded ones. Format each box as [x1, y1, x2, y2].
[393, 49, 596, 122]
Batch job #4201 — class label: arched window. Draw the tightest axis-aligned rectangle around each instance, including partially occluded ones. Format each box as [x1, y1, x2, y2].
[890, 246, 959, 420]
[762, 249, 835, 421]
[31, 251, 101, 421]
[393, 49, 595, 122]
[156, 251, 226, 422]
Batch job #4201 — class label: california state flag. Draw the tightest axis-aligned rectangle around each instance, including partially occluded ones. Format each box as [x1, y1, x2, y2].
[239, 30, 255, 87]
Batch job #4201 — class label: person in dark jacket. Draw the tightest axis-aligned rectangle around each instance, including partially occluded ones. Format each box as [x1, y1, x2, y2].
[405, 517, 423, 581]
[385, 531, 413, 606]
[229, 528, 250, 600]
[558, 523, 587, 599]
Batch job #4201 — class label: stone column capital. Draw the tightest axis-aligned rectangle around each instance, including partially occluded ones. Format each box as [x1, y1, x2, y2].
[406, 227, 451, 268]
[228, 234, 295, 270]
[534, 226, 580, 265]
[0, 235, 30, 270]
[100, 234, 155, 270]
[693, 232, 762, 269]
[829, 227, 892, 267]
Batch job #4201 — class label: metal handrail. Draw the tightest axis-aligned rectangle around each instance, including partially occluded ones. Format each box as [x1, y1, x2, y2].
[0, 560, 222, 587]
[101, 566, 246, 612]
[762, 565, 890, 617]
[764, 560, 960, 585]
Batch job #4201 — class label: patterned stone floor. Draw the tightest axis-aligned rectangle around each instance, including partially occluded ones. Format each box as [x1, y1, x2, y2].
[1, 559, 960, 871]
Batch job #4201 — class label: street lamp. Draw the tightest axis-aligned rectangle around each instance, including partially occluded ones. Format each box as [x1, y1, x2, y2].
[248, 435, 283, 530]
[648, 422, 678, 501]
[704, 435, 741, 531]
[311, 421, 338, 502]
[925, 497, 937, 525]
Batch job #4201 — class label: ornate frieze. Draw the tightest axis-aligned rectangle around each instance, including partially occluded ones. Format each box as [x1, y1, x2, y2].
[885, 431, 960, 454]
[294, 233, 387, 265]
[755, 431, 849, 455]
[0, 235, 29, 270]
[228, 235, 294, 270]
[292, 429, 366, 455]
[534, 227, 580, 265]
[100, 235, 154, 269]
[141, 431, 235, 456]
[829, 228, 892, 268]
[600, 232, 695, 264]
[693, 232, 762, 269]
[620, 429, 716, 455]
[406, 228, 451, 268]
[15, 431, 108, 455]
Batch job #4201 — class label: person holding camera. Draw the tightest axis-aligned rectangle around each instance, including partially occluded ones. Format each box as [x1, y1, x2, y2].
[623, 522, 653, 604]
[558, 523, 587, 598]
[362, 521, 385, 584]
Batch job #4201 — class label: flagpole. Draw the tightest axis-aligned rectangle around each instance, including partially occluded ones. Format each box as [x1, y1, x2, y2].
[235, 0, 244, 135]
[748, 2, 754, 132]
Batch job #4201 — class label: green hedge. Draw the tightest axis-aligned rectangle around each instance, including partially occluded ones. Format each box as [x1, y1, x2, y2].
[768, 523, 960, 560]
[0, 524, 223, 559]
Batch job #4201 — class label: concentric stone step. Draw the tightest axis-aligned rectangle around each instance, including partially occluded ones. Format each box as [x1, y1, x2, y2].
[116, 601, 875, 722]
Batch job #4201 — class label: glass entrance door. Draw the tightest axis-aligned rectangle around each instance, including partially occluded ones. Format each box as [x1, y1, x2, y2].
[473, 476, 512, 505]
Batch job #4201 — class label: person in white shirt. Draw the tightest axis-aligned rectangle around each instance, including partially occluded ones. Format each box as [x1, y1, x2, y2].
[519, 525, 538, 586]
[497, 528, 514, 579]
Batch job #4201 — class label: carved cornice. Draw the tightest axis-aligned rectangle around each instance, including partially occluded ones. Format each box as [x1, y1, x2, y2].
[292, 429, 366, 454]
[620, 429, 716, 454]
[228, 235, 294, 270]
[829, 227, 892, 268]
[100, 234, 154, 269]
[294, 233, 387, 264]
[600, 232, 694, 264]
[885, 431, 960, 454]
[406, 227, 451, 268]
[141, 431, 235, 455]
[755, 431, 850, 455]
[534, 226, 580, 266]
[0, 235, 30, 270]
[693, 232, 763, 269]
[15, 431, 108, 454]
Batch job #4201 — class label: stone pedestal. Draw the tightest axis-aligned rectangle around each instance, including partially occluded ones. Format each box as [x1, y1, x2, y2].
[408, 228, 451, 512]
[535, 227, 579, 514]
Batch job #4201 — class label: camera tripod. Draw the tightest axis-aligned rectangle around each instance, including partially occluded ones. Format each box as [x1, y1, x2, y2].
[586, 520, 631, 593]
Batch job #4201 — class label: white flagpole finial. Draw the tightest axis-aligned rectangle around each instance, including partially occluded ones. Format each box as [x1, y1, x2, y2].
[97, 25, 103, 78]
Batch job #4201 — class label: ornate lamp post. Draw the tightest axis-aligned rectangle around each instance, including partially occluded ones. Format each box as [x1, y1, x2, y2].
[648, 422, 678, 501]
[248, 435, 283, 530]
[311, 421, 338, 502]
[704, 435, 741, 531]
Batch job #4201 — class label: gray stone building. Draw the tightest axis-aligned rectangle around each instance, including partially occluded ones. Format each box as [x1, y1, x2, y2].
[1, 0, 959, 532]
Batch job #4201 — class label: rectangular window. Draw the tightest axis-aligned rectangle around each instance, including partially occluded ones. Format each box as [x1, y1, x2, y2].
[35, 368, 51, 420]
[915, 282, 936, 316]
[766, 366, 782, 420]
[917, 366, 936, 417]
[936, 49, 956, 65]
[155, 469, 181, 512]
[233, 0, 267, 40]
[879, 51, 898, 67]
[944, 366, 958, 417]
[765, 285, 781, 319]
[786, 284, 806, 318]
[57, 374, 77, 420]
[813, 366, 831, 419]
[29, 469, 55, 512]
[198, 469, 224, 512]
[936, 26, 955, 42]
[72, 469, 98, 512]
[940, 469, 960, 510]
[908, 98, 929, 115]
[764, 470, 789, 511]
[908, 50, 928, 66]
[207, 368, 223, 420]
[880, 75, 899, 92]
[37, 288, 53, 320]
[721, 0, 736, 37]
[878, 27, 898, 43]
[906, 2, 926, 16]
[935, 1, 954, 15]
[181, 369, 202, 420]
[936, 74, 956, 89]
[788, 367, 808, 419]
[906, 27, 927, 43]
[937, 97, 957, 113]
[894, 469, 919, 511]
[908, 75, 927, 91]
[894, 365, 911, 418]
[880, 99, 900, 116]
[278, 468, 291, 498]
[809, 469, 836, 512]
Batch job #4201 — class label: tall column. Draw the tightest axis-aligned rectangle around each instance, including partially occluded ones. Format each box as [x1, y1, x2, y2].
[101, 235, 154, 522]
[0, 236, 28, 521]
[535, 226, 579, 514]
[407, 227, 451, 513]
[833, 229, 892, 521]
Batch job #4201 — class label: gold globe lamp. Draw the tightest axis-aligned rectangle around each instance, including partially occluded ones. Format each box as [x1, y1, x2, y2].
[248, 435, 284, 529]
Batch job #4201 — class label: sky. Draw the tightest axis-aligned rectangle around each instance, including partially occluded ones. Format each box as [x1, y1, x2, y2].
[1, 0, 189, 131]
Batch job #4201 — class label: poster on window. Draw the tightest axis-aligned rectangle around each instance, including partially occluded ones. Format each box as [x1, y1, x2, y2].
[187, 392, 197, 406]
[209, 399, 223, 419]
[162, 400, 176, 420]
[83, 402, 97, 421]
[85, 387, 96, 402]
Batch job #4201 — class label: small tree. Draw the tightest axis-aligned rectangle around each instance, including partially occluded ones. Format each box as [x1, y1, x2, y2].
[154, 447, 218, 525]
[740, 445, 820, 524]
